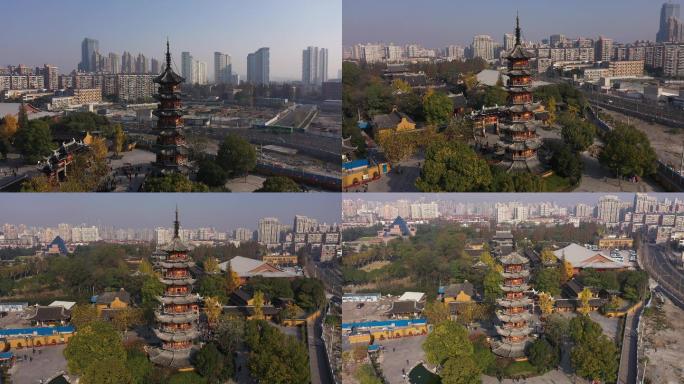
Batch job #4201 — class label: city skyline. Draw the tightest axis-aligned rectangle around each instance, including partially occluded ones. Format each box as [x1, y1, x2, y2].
[343, 0, 669, 48]
[0, 0, 341, 81]
[0, 194, 341, 230]
[342, 193, 684, 207]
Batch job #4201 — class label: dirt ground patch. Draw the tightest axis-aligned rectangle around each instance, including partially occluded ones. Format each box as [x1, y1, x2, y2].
[361, 261, 391, 272]
[642, 295, 684, 384]
[602, 109, 684, 167]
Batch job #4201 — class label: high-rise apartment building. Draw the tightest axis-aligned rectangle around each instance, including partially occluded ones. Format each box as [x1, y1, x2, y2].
[135, 53, 148, 74]
[302, 46, 328, 85]
[42, 65, 59, 90]
[193, 60, 207, 85]
[294, 215, 318, 233]
[597, 195, 621, 224]
[122, 52, 133, 74]
[247, 47, 270, 85]
[109, 53, 121, 74]
[595, 36, 613, 62]
[504, 33, 516, 52]
[472, 35, 495, 61]
[258, 217, 281, 244]
[214, 52, 232, 84]
[233, 228, 253, 242]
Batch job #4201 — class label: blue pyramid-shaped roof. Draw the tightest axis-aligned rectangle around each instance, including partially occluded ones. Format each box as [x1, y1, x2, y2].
[49, 236, 68, 255]
[391, 216, 411, 236]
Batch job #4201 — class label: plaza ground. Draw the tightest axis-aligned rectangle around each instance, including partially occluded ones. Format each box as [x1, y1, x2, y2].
[342, 297, 394, 323]
[8, 344, 69, 384]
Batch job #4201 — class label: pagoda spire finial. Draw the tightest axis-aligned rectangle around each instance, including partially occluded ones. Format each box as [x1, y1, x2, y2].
[515, 12, 521, 47]
[165, 38, 171, 70]
[174, 205, 180, 238]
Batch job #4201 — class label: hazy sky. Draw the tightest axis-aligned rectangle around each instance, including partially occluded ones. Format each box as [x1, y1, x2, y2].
[0, 0, 342, 81]
[0, 194, 341, 230]
[343, 0, 668, 47]
[344, 193, 684, 207]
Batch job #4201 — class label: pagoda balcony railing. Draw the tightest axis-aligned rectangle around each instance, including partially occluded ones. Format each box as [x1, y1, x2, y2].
[164, 291, 190, 297]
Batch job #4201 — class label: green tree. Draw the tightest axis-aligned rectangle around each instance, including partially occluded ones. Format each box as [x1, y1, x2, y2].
[440, 355, 481, 384]
[546, 97, 557, 126]
[198, 274, 229, 303]
[216, 133, 256, 178]
[416, 141, 492, 192]
[70, 304, 100, 329]
[391, 79, 412, 93]
[423, 90, 453, 126]
[365, 81, 393, 116]
[17, 103, 29, 130]
[559, 113, 595, 151]
[125, 348, 155, 384]
[292, 277, 326, 312]
[144, 173, 209, 192]
[14, 119, 54, 163]
[571, 336, 618, 382]
[255, 176, 301, 192]
[245, 320, 310, 384]
[528, 338, 559, 372]
[194, 342, 231, 384]
[534, 267, 562, 296]
[423, 321, 473, 365]
[599, 124, 657, 177]
[64, 321, 126, 375]
[81, 355, 133, 384]
[196, 159, 228, 188]
[168, 372, 207, 384]
[483, 268, 503, 302]
[549, 142, 582, 184]
[481, 86, 508, 108]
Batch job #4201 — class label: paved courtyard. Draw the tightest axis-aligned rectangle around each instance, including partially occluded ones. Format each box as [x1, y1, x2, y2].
[374, 335, 428, 384]
[364, 154, 422, 193]
[9, 344, 69, 384]
[225, 174, 266, 192]
[482, 370, 589, 384]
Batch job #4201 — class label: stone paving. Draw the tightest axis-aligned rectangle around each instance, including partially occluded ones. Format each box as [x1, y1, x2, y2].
[9, 344, 69, 384]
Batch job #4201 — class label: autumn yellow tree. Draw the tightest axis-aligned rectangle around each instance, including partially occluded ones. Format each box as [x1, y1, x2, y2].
[138, 258, 155, 277]
[204, 257, 219, 274]
[0, 114, 18, 139]
[20, 174, 53, 192]
[577, 287, 592, 315]
[90, 137, 108, 160]
[252, 291, 265, 320]
[391, 79, 412, 93]
[113, 124, 125, 156]
[226, 263, 241, 294]
[204, 296, 222, 326]
[546, 97, 557, 126]
[70, 304, 99, 329]
[424, 300, 450, 325]
[538, 292, 555, 316]
[561, 259, 574, 283]
[540, 248, 557, 265]
[112, 308, 144, 335]
[480, 250, 495, 269]
[377, 131, 417, 165]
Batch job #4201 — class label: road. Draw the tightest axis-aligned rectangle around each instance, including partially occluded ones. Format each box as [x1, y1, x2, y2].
[641, 244, 684, 309]
[617, 307, 641, 384]
[308, 314, 334, 384]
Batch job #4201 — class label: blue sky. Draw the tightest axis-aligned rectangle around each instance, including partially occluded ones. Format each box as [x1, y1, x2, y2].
[0, 194, 341, 230]
[344, 0, 668, 47]
[0, 0, 341, 80]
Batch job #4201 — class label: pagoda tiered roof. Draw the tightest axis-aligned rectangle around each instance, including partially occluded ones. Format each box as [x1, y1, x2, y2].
[495, 310, 531, 323]
[507, 45, 533, 60]
[154, 310, 199, 323]
[501, 269, 530, 279]
[157, 294, 200, 305]
[495, 325, 533, 338]
[159, 276, 196, 285]
[500, 283, 530, 293]
[501, 140, 541, 151]
[157, 260, 195, 269]
[499, 122, 537, 132]
[162, 237, 190, 253]
[154, 41, 184, 85]
[147, 345, 196, 369]
[153, 109, 185, 118]
[499, 252, 530, 265]
[154, 328, 199, 342]
[491, 339, 528, 358]
[496, 297, 532, 307]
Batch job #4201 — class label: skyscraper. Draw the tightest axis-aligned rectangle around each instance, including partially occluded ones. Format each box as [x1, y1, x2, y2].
[214, 52, 232, 84]
[42, 65, 59, 90]
[658, 2, 681, 42]
[122, 51, 133, 74]
[79, 38, 99, 72]
[504, 33, 516, 52]
[597, 195, 621, 224]
[247, 47, 270, 85]
[109, 53, 121, 74]
[302, 46, 328, 85]
[135, 53, 148, 74]
[181, 52, 194, 83]
[150, 58, 160, 74]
